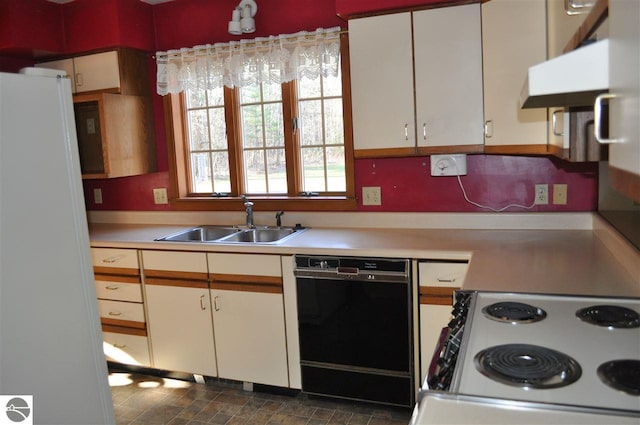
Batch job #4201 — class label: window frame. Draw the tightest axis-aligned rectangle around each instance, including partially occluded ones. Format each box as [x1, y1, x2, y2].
[164, 33, 356, 212]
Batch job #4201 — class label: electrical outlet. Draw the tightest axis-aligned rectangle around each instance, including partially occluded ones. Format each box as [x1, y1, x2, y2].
[93, 188, 103, 204]
[153, 188, 168, 205]
[362, 186, 382, 206]
[535, 184, 549, 205]
[553, 184, 568, 205]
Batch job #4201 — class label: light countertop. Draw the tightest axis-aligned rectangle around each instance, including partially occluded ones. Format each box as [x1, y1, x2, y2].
[89, 221, 640, 298]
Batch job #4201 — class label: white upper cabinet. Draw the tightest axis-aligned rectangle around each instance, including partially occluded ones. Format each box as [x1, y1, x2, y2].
[605, 0, 640, 200]
[482, 0, 548, 151]
[349, 4, 484, 157]
[413, 4, 484, 150]
[349, 12, 415, 155]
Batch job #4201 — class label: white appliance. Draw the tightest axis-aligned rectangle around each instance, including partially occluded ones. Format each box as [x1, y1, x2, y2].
[520, 39, 610, 108]
[0, 68, 115, 423]
[412, 291, 640, 424]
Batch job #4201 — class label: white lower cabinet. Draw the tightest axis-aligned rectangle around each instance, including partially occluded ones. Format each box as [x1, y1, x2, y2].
[209, 253, 289, 387]
[142, 250, 217, 376]
[103, 331, 150, 367]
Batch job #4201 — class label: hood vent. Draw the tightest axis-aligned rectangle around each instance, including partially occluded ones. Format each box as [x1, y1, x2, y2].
[520, 39, 609, 109]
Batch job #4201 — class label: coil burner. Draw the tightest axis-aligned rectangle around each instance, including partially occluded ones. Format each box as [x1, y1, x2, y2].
[576, 305, 640, 329]
[474, 343, 582, 389]
[482, 301, 547, 324]
[597, 360, 640, 396]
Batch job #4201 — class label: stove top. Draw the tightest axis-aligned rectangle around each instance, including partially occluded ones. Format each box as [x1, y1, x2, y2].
[455, 292, 640, 414]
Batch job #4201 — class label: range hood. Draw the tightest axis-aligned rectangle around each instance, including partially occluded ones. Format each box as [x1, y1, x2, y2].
[520, 39, 609, 109]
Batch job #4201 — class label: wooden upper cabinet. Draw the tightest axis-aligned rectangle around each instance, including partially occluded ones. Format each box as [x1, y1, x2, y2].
[349, 4, 484, 158]
[481, 0, 548, 154]
[36, 48, 149, 96]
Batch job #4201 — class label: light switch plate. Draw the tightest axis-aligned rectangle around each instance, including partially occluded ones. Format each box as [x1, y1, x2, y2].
[153, 188, 168, 204]
[362, 186, 381, 206]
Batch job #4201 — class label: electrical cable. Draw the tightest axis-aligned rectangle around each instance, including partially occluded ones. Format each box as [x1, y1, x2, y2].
[448, 156, 537, 213]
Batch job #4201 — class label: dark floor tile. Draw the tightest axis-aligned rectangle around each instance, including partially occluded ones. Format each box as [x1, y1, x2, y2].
[215, 392, 253, 405]
[266, 412, 309, 425]
[137, 405, 185, 425]
[246, 409, 275, 425]
[347, 414, 371, 425]
[113, 404, 144, 424]
[327, 411, 352, 425]
[209, 412, 233, 424]
[311, 408, 334, 421]
[276, 403, 317, 418]
[167, 418, 191, 425]
[179, 399, 214, 420]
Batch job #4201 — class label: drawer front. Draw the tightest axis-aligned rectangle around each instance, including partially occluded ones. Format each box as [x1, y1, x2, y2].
[92, 248, 139, 270]
[418, 261, 468, 287]
[98, 299, 145, 324]
[95, 279, 142, 302]
[142, 250, 208, 274]
[208, 253, 282, 277]
[102, 332, 150, 366]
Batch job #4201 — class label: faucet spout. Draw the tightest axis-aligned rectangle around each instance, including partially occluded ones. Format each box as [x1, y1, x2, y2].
[242, 196, 254, 227]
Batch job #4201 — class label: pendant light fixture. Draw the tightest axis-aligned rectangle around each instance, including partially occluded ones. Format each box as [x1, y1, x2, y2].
[228, 0, 257, 35]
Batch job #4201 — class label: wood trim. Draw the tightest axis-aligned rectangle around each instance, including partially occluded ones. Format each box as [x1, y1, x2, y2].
[144, 276, 209, 289]
[609, 165, 640, 203]
[94, 274, 140, 284]
[419, 285, 457, 305]
[210, 281, 283, 294]
[354, 147, 417, 159]
[547, 144, 568, 159]
[416, 144, 485, 156]
[167, 196, 358, 211]
[483, 144, 550, 155]
[337, 0, 479, 20]
[93, 266, 140, 277]
[210, 273, 282, 286]
[144, 269, 208, 282]
[340, 32, 357, 201]
[563, 0, 609, 54]
[102, 324, 148, 337]
[100, 318, 146, 329]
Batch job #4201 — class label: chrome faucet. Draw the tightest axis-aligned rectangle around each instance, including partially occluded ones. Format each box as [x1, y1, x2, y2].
[241, 195, 254, 227]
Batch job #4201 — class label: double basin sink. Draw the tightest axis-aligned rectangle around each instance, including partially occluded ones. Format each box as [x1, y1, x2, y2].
[155, 225, 306, 244]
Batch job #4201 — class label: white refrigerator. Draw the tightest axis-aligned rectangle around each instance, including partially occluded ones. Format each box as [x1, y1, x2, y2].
[0, 68, 115, 424]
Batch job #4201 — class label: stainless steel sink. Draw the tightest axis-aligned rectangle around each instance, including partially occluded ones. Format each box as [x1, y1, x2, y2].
[217, 228, 298, 243]
[155, 226, 241, 242]
[155, 225, 306, 244]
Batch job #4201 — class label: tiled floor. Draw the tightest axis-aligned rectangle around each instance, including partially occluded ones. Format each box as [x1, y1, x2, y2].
[109, 369, 412, 425]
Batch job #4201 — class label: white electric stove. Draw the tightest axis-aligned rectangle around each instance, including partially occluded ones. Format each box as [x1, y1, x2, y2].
[412, 291, 640, 424]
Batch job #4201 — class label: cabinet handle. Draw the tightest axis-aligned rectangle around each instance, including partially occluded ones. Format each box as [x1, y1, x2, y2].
[436, 277, 456, 283]
[422, 123, 427, 140]
[214, 296, 220, 311]
[76, 72, 83, 87]
[102, 255, 125, 264]
[564, 0, 595, 15]
[108, 311, 122, 316]
[200, 294, 206, 310]
[484, 120, 493, 138]
[594, 93, 624, 144]
[113, 344, 127, 349]
[552, 110, 564, 136]
[404, 124, 409, 141]
[105, 285, 120, 291]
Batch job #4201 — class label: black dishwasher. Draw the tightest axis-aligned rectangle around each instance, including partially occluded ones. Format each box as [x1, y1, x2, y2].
[294, 255, 414, 407]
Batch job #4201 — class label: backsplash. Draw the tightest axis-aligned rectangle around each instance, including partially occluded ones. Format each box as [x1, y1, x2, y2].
[83, 155, 598, 212]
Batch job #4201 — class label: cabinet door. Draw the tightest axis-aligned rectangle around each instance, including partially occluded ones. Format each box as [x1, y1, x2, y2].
[211, 288, 289, 387]
[145, 284, 217, 377]
[36, 59, 76, 92]
[414, 4, 484, 149]
[607, 0, 640, 196]
[349, 13, 416, 154]
[103, 331, 150, 367]
[73, 51, 121, 93]
[482, 0, 548, 150]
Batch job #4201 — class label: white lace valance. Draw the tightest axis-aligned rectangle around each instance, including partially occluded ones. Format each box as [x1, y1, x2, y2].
[155, 27, 342, 95]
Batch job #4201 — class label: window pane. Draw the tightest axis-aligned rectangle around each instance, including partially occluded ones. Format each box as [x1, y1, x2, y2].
[188, 110, 209, 151]
[264, 103, 284, 148]
[324, 98, 344, 146]
[262, 82, 282, 102]
[187, 90, 207, 108]
[207, 87, 225, 106]
[323, 69, 342, 97]
[241, 104, 263, 148]
[209, 108, 227, 150]
[299, 99, 322, 146]
[267, 149, 287, 193]
[326, 146, 346, 192]
[244, 149, 267, 193]
[191, 152, 212, 193]
[301, 147, 326, 192]
[240, 84, 261, 103]
[212, 151, 231, 193]
[298, 76, 321, 99]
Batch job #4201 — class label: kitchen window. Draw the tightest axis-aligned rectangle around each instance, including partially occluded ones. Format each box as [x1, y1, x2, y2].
[160, 30, 356, 211]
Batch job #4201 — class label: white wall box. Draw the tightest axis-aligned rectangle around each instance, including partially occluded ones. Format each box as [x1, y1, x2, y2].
[349, 4, 484, 158]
